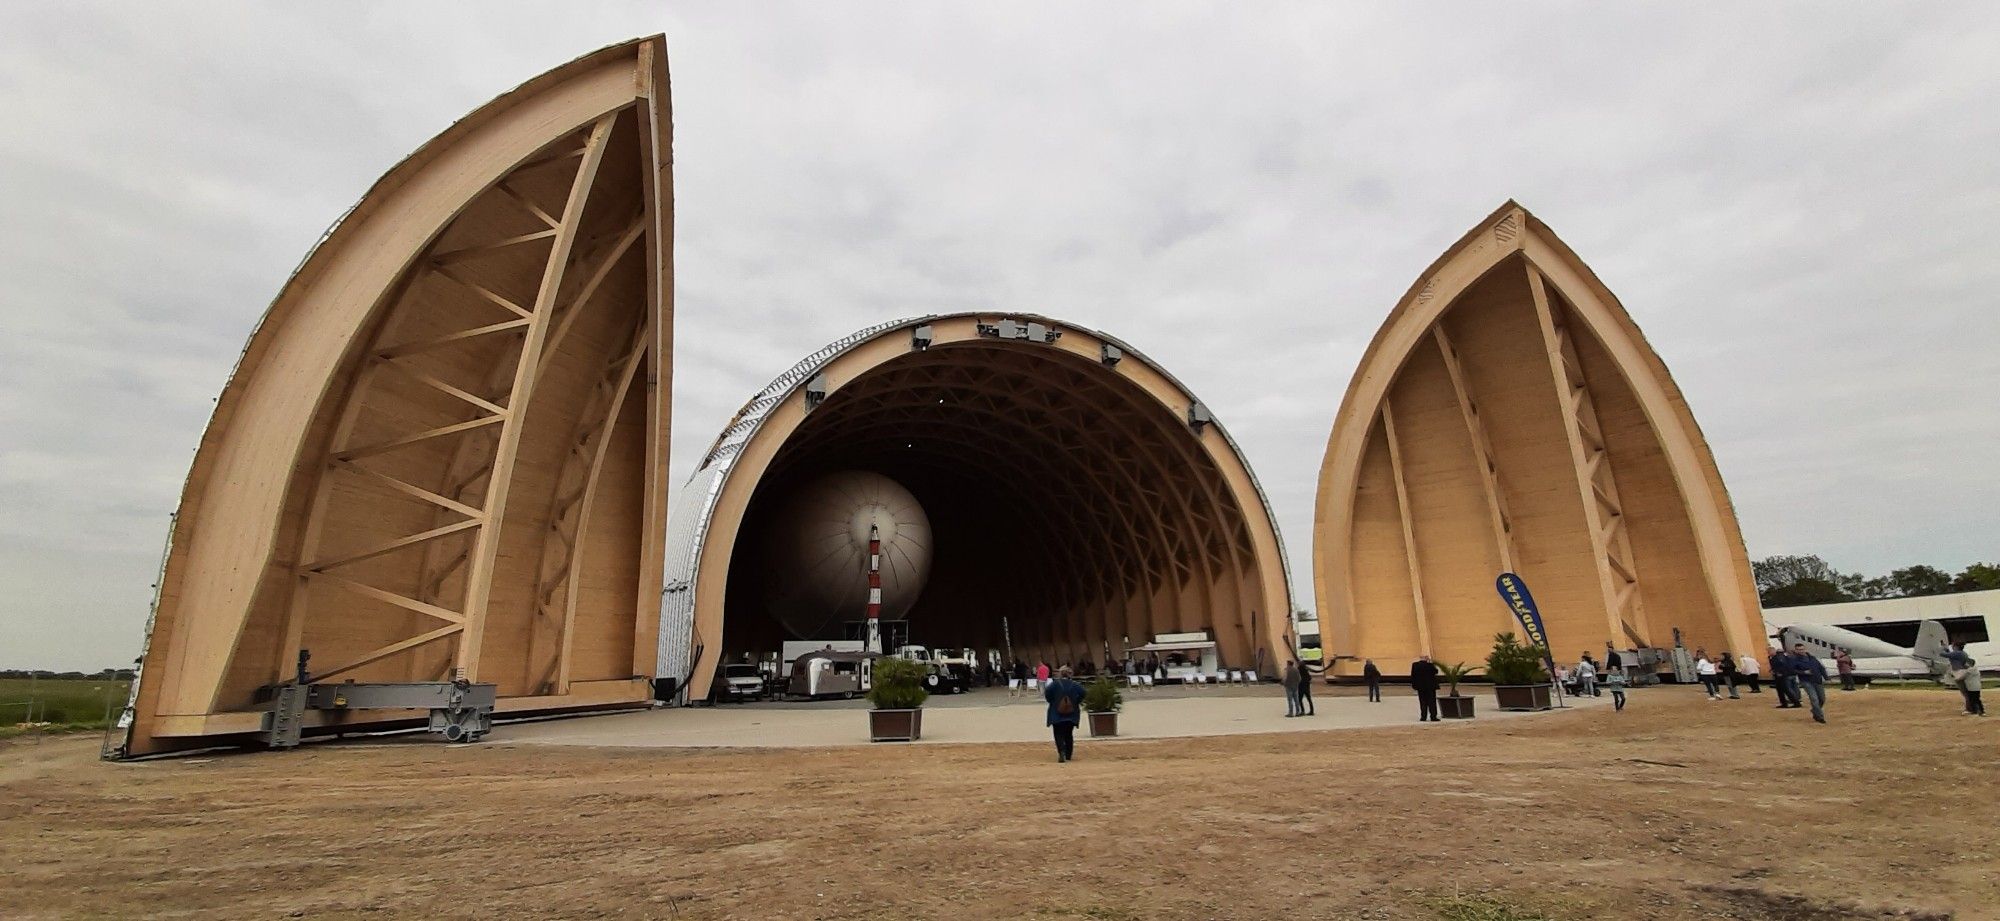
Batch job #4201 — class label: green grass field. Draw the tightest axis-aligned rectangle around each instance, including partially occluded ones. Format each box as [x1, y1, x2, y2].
[0, 678, 128, 737]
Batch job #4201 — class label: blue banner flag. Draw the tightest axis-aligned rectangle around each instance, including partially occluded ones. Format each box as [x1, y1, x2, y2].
[1495, 572, 1554, 667]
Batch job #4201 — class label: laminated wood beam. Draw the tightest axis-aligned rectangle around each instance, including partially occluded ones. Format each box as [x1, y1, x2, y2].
[452, 112, 617, 680]
[1378, 403, 1434, 656]
[1431, 326, 1516, 573]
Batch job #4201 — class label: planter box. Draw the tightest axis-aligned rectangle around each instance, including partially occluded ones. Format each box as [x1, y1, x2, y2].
[868, 707, 923, 742]
[1087, 711, 1118, 737]
[1439, 695, 1476, 719]
[1494, 684, 1554, 712]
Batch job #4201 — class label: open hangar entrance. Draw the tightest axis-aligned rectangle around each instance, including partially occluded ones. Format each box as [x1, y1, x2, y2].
[660, 315, 1294, 698]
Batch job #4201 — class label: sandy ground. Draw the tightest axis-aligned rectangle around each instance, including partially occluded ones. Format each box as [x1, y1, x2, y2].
[2, 686, 1993, 920]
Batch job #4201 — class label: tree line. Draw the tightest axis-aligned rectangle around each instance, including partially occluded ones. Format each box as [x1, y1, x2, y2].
[0, 668, 135, 681]
[1753, 555, 2000, 608]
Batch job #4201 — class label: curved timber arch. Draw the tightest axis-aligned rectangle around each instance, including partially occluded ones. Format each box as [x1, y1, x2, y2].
[1312, 202, 1760, 674]
[122, 37, 674, 755]
[661, 314, 1293, 698]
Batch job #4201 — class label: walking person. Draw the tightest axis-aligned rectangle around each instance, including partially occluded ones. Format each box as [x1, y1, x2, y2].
[1043, 667, 1086, 762]
[1282, 660, 1301, 717]
[1785, 642, 1829, 723]
[1010, 659, 1028, 697]
[1695, 649, 1721, 700]
[1718, 650, 1741, 699]
[1944, 644, 1985, 716]
[1294, 658, 1316, 716]
[1769, 646, 1800, 709]
[1574, 652, 1598, 698]
[1607, 666, 1628, 711]
[1739, 651, 1762, 694]
[1363, 659, 1383, 702]
[1035, 660, 1051, 687]
[1834, 649, 1856, 691]
[1410, 654, 1441, 723]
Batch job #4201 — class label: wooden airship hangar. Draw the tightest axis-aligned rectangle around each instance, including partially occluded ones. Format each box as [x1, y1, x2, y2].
[116, 38, 1758, 756]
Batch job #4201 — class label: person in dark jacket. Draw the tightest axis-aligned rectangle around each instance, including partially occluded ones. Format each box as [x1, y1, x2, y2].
[1410, 655, 1441, 722]
[1784, 643, 1828, 723]
[1043, 667, 1087, 762]
[1718, 650, 1741, 699]
[1294, 658, 1316, 716]
[1282, 661, 1302, 717]
[1769, 647, 1800, 709]
[1363, 659, 1383, 702]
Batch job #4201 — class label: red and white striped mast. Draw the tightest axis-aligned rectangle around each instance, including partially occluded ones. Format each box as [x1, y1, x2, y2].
[863, 522, 884, 655]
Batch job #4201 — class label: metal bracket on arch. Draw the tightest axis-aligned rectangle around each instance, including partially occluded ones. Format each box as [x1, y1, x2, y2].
[977, 318, 1062, 343]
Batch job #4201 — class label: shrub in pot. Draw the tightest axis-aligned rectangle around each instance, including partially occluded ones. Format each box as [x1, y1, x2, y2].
[867, 656, 930, 741]
[1438, 662, 1479, 719]
[1083, 674, 1123, 737]
[1486, 632, 1553, 711]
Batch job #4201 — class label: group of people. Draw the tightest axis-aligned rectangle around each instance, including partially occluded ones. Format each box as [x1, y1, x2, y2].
[1568, 651, 1630, 710]
[1005, 654, 1166, 696]
[1281, 657, 1318, 717]
[1033, 637, 1987, 761]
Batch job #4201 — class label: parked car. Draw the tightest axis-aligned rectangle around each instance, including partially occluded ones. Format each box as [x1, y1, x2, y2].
[712, 663, 767, 703]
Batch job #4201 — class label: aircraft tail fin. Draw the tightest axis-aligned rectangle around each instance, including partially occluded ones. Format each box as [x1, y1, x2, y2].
[1914, 620, 1950, 663]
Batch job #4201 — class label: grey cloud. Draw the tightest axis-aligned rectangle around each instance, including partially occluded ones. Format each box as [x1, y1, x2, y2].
[2, 1, 1997, 669]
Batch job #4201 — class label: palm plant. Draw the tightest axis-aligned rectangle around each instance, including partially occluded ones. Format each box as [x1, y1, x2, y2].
[1438, 662, 1480, 697]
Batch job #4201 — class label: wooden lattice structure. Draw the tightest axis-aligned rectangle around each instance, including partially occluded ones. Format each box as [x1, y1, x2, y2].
[123, 37, 673, 755]
[1312, 203, 1761, 674]
[661, 315, 1294, 695]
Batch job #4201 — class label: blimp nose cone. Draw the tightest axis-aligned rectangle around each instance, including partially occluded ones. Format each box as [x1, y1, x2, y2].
[851, 504, 901, 546]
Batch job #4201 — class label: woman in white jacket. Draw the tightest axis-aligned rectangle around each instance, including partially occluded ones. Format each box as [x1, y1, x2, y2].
[1694, 650, 1721, 700]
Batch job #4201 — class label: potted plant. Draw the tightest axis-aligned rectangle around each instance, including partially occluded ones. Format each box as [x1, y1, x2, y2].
[1438, 662, 1479, 719]
[1487, 632, 1554, 711]
[1083, 674, 1123, 737]
[867, 656, 929, 741]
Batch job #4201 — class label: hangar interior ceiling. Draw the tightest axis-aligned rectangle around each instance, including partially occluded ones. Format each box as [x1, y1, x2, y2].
[727, 342, 1259, 663]
[1314, 204, 1761, 675]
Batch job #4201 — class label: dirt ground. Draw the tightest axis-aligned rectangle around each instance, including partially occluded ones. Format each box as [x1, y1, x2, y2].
[2, 687, 1992, 920]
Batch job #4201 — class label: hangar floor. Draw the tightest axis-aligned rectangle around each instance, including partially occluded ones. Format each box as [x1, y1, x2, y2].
[500, 684, 1610, 748]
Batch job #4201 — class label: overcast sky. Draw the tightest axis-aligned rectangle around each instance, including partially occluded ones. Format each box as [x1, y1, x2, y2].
[3, 3, 1996, 670]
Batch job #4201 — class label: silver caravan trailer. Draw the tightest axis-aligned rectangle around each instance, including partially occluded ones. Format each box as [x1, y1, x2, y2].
[787, 651, 877, 700]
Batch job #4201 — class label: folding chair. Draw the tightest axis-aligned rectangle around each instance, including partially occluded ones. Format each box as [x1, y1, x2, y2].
[1245, 671, 1260, 684]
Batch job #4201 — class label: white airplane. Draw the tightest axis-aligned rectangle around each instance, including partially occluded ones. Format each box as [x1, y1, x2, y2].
[1772, 619, 1991, 681]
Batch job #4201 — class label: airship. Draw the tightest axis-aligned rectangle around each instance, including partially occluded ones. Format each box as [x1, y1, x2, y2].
[758, 470, 933, 640]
